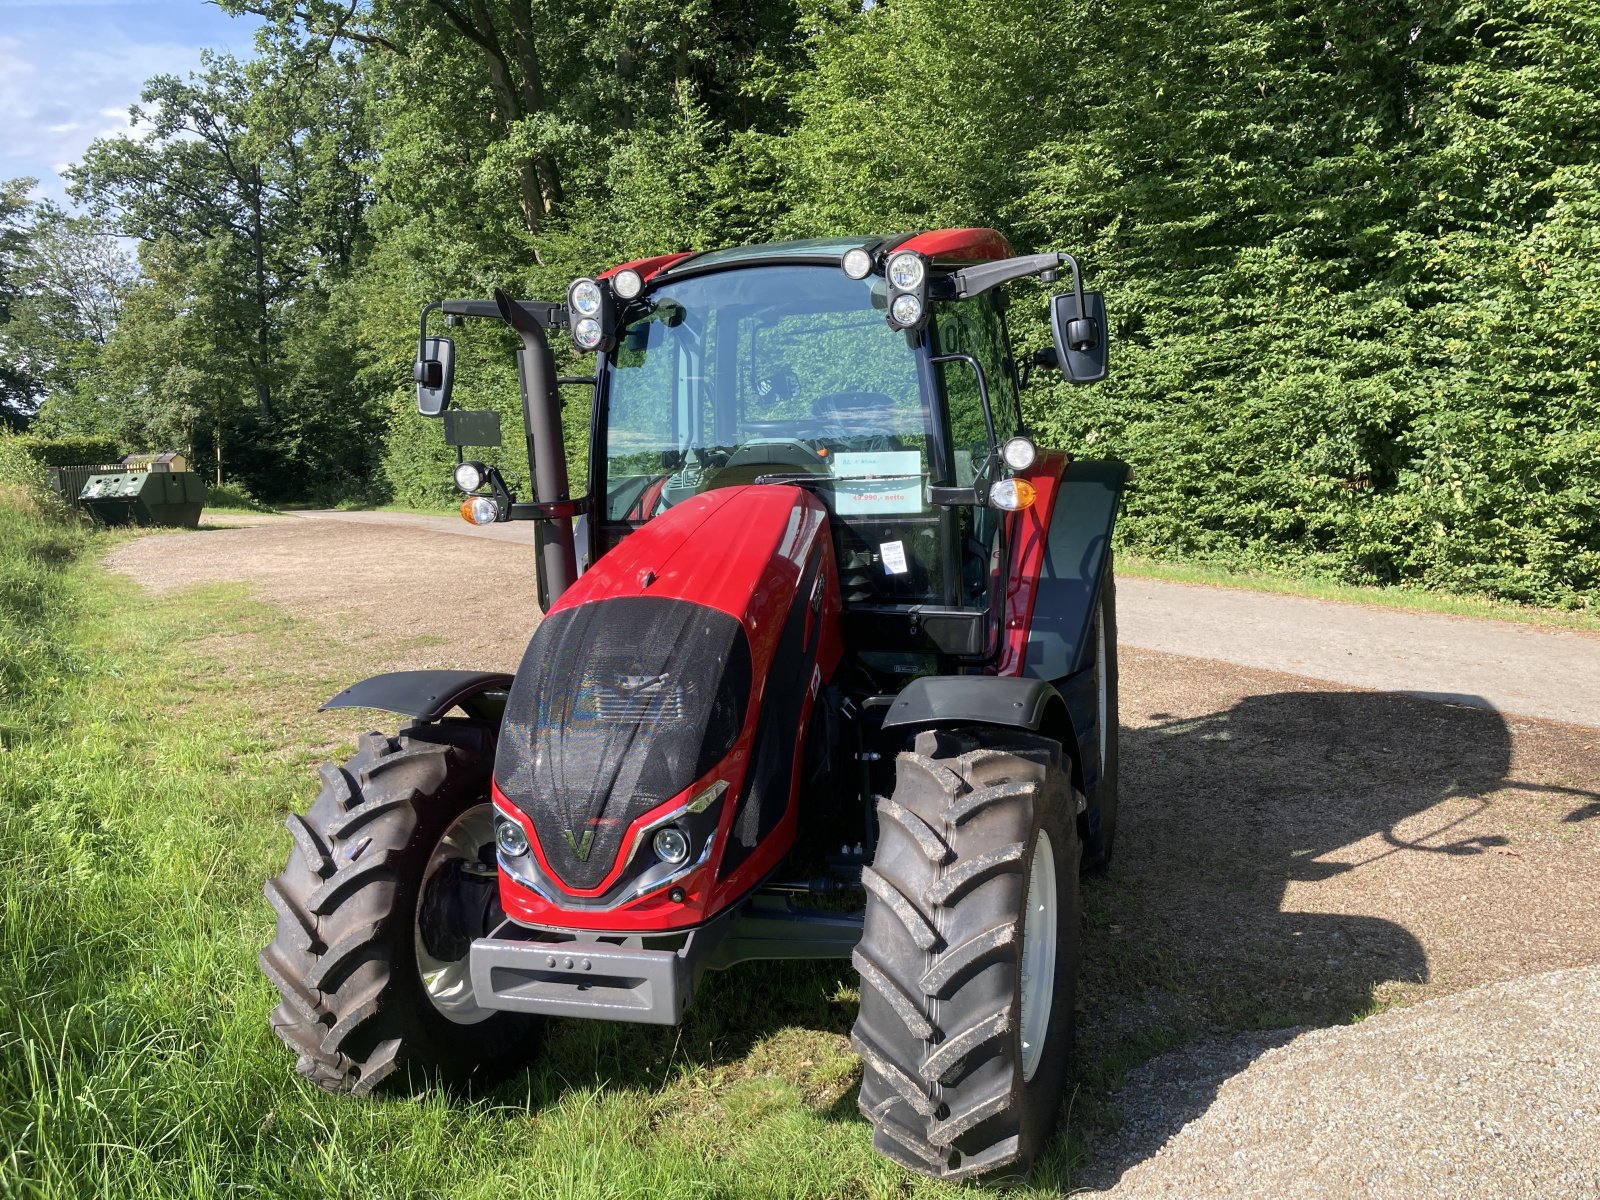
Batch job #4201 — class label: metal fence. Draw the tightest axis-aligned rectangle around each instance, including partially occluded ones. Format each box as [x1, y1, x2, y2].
[47, 464, 124, 511]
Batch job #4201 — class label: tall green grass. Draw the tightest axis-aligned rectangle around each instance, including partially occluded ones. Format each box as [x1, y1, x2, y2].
[1, 492, 1068, 1198]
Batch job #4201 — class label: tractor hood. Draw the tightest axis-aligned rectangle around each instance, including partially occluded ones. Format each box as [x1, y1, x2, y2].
[493, 486, 841, 916]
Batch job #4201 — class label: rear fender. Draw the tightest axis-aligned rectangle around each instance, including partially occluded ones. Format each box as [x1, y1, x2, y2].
[322, 670, 514, 724]
[1007, 457, 1127, 682]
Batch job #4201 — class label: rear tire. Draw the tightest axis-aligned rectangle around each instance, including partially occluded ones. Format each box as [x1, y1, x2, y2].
[260, 721, 536, 1095]
[852, 729, 1081, 1180]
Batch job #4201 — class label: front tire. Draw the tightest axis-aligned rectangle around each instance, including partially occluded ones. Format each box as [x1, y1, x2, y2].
[260, 721, 535, 1095]
[852, 729, 1081, 1180]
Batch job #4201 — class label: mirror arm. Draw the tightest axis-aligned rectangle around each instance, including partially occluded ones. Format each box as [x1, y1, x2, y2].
[930, 351, 998, 456]
[417, 301, 441, 361]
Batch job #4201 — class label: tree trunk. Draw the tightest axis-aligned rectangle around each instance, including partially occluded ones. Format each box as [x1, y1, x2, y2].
[251, 164, 271, 419]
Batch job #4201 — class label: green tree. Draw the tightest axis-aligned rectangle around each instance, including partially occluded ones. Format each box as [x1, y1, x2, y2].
[0, 178, 41, 428]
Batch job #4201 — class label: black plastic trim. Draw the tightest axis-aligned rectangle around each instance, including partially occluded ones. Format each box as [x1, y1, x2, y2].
[879, 675, 1062, 731]
[321, 670, 514, 723]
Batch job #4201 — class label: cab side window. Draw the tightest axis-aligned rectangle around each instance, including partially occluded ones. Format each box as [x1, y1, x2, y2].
[933, 295, 1020, 486]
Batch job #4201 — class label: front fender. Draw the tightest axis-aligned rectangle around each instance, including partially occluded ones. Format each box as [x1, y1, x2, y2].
[321, 670, 513, 724]
[880, 675, 1063, 733]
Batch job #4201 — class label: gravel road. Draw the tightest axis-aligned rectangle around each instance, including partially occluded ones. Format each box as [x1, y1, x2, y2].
[106, 509, 1600, 1197]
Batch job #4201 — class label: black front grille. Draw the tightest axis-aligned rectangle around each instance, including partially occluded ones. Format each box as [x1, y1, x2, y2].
[495, 597, 752, 889]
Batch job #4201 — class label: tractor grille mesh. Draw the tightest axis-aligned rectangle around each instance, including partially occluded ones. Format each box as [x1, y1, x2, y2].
[495, 597, 752, 890]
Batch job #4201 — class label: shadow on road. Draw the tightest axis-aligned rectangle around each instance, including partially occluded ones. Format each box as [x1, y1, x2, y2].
[1073, 687, 1515, 1190]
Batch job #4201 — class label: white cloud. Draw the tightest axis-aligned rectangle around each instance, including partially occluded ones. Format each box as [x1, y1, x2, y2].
[1, 5, 259, 205]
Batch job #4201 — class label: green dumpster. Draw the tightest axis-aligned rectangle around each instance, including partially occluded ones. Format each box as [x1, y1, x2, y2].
[79, 454, 206, 528]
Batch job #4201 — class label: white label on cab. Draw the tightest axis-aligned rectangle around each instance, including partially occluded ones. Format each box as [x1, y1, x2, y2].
[880, 540, 909, 575]
[831, 450, 924, 516]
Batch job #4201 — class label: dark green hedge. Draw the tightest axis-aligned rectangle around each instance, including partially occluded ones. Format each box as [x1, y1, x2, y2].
[17, 435, 123, 469]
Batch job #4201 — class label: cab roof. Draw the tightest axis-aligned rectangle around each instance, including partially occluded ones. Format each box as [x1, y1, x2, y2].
[598, 228, 1014, 286]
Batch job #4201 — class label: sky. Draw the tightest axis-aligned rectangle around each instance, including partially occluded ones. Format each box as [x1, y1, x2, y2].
[0, 0, 261, 208]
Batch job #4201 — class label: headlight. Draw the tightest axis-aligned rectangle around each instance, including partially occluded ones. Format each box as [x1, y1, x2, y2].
[573, 317, 604, 350]
[453, 460, 487, 493]
[612, 268, 643, 299]
[652, 826, 690, 864]
[842, 247, 873, 280]
[568, 278, 603, 317]
[460, 495, 499, 525]
[989, 478, 1038, 511]
[1001, 436, 1038, 471]
[495, 815, 529, 858]
[887, 251, 925, 291]
[890, 293, 923, 327]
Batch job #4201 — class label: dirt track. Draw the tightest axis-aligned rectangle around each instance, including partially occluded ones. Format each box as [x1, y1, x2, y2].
[104, 511, 1600, 1196]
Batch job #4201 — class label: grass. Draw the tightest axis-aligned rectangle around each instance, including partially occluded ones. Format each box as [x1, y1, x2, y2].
[1118, 553, 1600, 633]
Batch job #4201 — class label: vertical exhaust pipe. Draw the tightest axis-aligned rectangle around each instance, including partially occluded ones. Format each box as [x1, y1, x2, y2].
[493, 288, 578, 608]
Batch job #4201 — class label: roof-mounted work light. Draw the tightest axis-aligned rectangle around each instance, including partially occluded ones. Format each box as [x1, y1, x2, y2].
[841, 247, 874, 280]
[884, 249, 929, 333]
[567, 277, 613, 352]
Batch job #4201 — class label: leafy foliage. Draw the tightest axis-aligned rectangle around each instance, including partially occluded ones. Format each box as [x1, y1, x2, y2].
[9, 0, 1598, 605]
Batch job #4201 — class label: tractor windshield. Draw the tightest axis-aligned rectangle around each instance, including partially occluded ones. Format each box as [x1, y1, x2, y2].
[600, 265, 934, 529]
[597, 262, 1012, 636]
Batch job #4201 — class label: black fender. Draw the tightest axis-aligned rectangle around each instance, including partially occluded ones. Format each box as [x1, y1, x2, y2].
[1023, 458, 1128, 682]
[321, 670, 514, 724]
[881, 675, 1069, 738]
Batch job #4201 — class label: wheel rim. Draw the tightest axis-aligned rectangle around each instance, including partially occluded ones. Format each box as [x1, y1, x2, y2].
[1018, 828, 1058, 1082]
[413, 802, 498, 1025]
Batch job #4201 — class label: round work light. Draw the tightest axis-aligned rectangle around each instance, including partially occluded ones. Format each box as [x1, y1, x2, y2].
[453, 460, 487, 493]
[842, 248, 874, 280]
[887, 251, 925, 292]
[612, 269, 643, 299]
[1001, 436, 1038, 472]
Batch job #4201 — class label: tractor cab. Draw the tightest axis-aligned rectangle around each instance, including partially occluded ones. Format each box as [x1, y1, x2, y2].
[415, 228, 1108, 681]
[594, 242, 1015, 676]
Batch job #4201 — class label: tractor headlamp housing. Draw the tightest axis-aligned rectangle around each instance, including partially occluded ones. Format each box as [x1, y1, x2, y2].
[568, 278, 603, 317]
[652, 826, 690, 865]
[572, 316, 604, 351]
[890, 293, 923, 326]
[841, 247, 874, 280]
[611, 268, 643, 299]
[887, 251, 926, 292]
[568, 277, 613, 352]
[884, 249, 929, 333]
[453, 460, 487, 493]
[495, 814, 530, 858]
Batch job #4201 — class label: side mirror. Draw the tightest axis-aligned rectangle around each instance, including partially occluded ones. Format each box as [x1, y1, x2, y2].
[414, 336, 455, 416]
[1049, 290, 1108, 385]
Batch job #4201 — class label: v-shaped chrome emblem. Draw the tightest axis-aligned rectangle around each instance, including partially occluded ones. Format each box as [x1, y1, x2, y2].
[564, 827, 595, 861]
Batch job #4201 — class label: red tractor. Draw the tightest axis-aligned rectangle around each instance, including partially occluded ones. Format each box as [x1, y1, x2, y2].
[261, 229, 1125, 1180]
